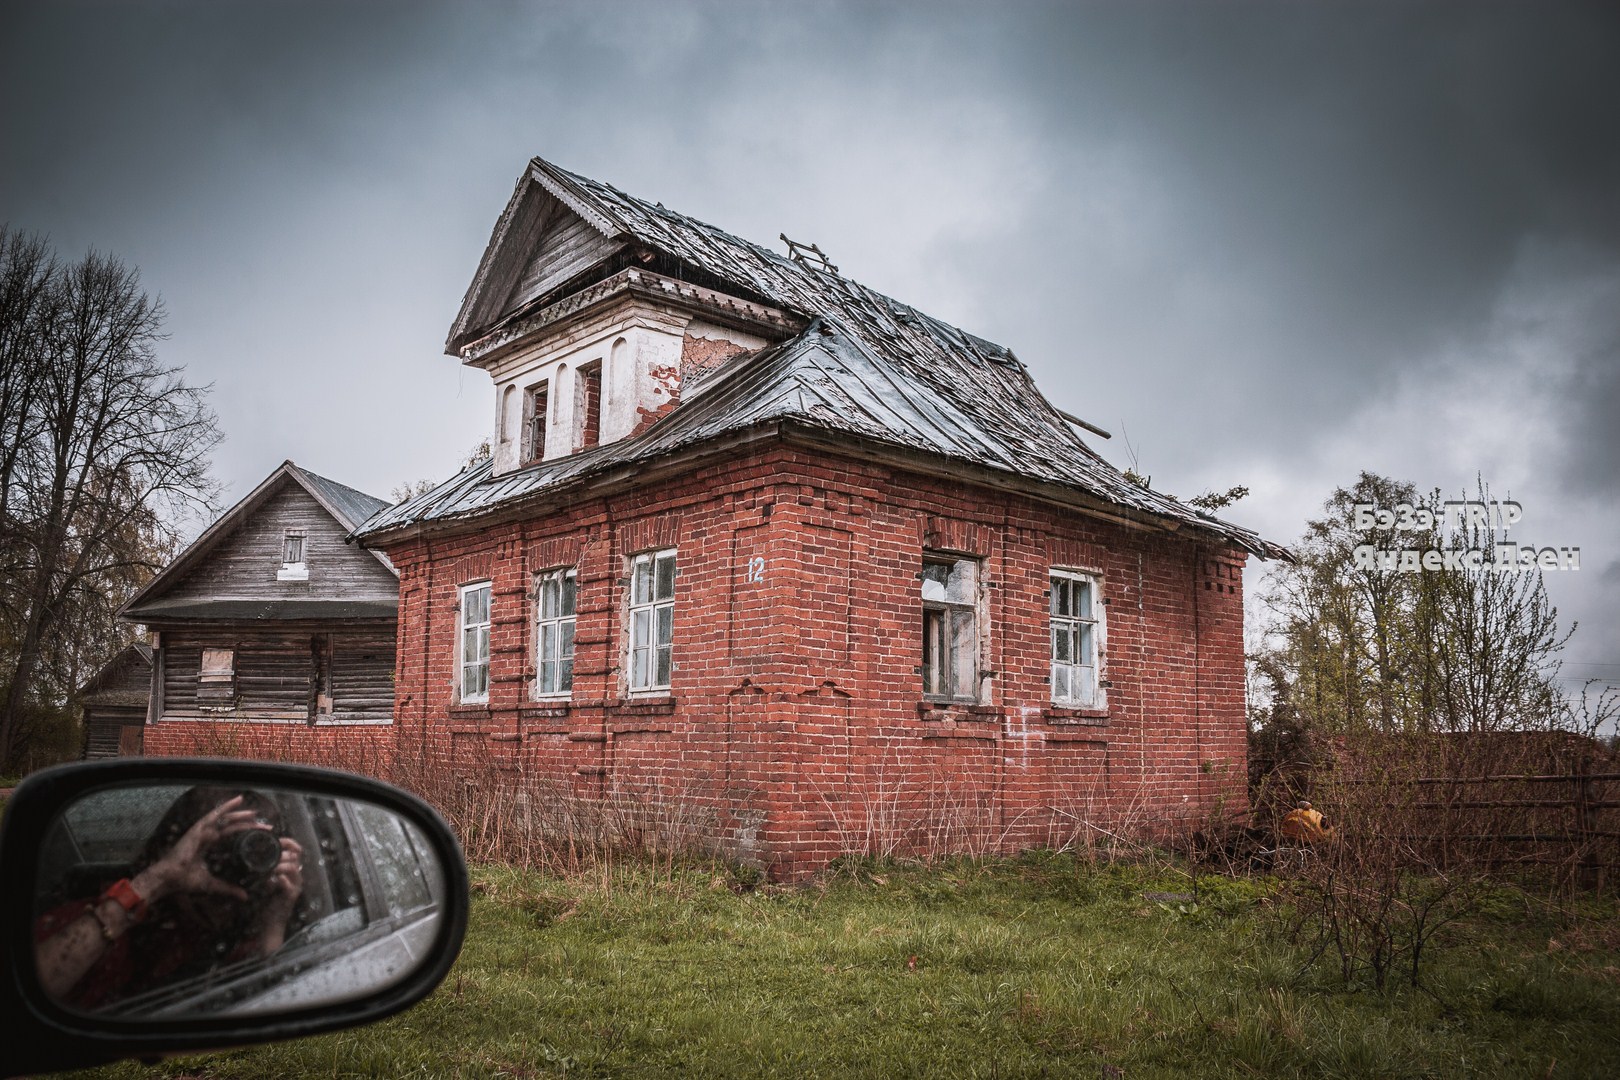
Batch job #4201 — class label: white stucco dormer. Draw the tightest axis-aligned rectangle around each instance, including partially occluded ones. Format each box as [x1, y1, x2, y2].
[477, 273, 780, 478]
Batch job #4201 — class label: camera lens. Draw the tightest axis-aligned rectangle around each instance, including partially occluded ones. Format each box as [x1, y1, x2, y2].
[206, 828, 282, 888]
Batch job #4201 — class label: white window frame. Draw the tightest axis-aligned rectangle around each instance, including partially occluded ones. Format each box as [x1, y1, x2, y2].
[277, 530, 308, 581]
[921, 554, 982, 703]
[458, 581, 492, 704]
[534, 567, 577, 698]
[625, 548, 676, 694]
[1050, 569, 1105, 709]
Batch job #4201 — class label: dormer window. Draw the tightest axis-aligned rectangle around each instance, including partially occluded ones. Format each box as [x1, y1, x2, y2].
[524, 382, 550, 464]
[278, 530, 308, 581]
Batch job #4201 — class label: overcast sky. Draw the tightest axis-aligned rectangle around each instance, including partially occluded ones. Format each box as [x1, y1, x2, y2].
[4, 1, 1617, 698]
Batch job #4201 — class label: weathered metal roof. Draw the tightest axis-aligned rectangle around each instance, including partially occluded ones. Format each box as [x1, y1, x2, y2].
[294, 465, 391, 533]
[359, 157, 1286, 559]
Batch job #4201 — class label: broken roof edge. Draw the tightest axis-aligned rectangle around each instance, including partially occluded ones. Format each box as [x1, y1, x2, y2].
[354, 411, 1286, 563]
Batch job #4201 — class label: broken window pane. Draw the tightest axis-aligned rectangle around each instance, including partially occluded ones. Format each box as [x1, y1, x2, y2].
[1050, 571, 1103, 708]
[922, 554, 980, 702]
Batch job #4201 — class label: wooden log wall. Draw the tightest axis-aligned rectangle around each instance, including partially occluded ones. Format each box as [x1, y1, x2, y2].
[159, 627, 396, 724]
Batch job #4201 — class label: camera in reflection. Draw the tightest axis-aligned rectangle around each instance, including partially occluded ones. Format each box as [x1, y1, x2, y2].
[205, 825, 283, 890]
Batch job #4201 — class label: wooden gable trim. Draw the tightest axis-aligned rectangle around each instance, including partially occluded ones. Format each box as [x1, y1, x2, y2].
[122, 462, 394, 619]
[446, 159, 630, 356]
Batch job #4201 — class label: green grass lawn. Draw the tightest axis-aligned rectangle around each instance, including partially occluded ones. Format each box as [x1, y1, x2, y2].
[58, 855, 1620, 1079]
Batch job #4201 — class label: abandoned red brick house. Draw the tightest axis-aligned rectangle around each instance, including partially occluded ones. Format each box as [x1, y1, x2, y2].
[121, 461, 398, 760]
[351, 156, 1284, 875]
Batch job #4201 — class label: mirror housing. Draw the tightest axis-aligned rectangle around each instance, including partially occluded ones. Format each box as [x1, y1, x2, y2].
[0, 759, 468, 1077]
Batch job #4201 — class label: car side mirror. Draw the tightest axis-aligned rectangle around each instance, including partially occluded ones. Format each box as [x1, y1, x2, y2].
[0, 759, 468, 1077]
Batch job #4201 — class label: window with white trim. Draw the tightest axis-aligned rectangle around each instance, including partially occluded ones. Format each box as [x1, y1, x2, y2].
[626, 549, 675, 692]
[277, 530, 308, 581]
[921, 555, 980, 702]
[458, 581, 491, 703]
[1050, 570, 1104, 708]
[535, 568, 576, 697]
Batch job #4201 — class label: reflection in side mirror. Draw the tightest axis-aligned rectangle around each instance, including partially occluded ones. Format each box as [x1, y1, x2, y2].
[34, 783, 449, 1019]
[0, 760, 467, 1078]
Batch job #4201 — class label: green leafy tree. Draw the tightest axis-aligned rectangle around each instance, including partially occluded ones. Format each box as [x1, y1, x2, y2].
[1254, 472, 1572, 739]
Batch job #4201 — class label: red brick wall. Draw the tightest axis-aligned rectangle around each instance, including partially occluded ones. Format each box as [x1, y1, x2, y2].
[382, 439, 1250, 877]
[142, 718, 395, 770]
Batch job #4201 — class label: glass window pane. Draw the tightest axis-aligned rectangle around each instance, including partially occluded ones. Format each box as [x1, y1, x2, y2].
[1076, 581, 1092, 619]
[540, 577, 557, 619]
[655, 553, 676, 600]
[634, 558, 653, 605]
[655, 645, 671, 687]
[1076, 666, 1094, 707]
[945, 559, 976, 604]
[1079, 624, 1093, 667]
[1053, 625, 1071, 663]
[921, 561, 950, 602]
[655, 604, 673, 648]
[561, 573, 576, 616]
[560, 621, 575, 659]
[950, 609, 976, 696]
[1053, 665, 1070, 701]
[560, 656, 573, 691]
[632, 608, 650, 651]
[1050, 578, 1067, 617]
[631, 645, 649, 689]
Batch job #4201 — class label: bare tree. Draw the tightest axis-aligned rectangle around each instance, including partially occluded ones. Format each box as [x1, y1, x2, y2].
[0, 228, 219, 770]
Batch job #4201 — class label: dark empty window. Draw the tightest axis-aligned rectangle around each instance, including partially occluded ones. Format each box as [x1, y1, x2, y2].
[578, 362, 602, 450]
[526, 384, 550, 463]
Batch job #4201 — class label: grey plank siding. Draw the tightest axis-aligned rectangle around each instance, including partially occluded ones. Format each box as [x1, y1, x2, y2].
[162, 645, 202, 712]
[158, 629, 395, 723]
[332, 631, 396, 721]
[506, 208, 618, 313]
[157, 485, 397, 607]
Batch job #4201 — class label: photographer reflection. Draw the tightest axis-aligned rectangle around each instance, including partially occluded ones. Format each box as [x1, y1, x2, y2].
[34, 787, 304, 1010]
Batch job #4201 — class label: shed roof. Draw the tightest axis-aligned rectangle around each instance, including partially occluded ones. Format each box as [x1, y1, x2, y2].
[364, 157, 1285, 559]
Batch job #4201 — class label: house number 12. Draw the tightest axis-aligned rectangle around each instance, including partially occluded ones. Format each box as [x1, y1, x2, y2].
[745, 556, 766, 583]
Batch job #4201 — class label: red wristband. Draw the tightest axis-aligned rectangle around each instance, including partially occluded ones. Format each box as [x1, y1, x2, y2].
[101, 878, 148, 921]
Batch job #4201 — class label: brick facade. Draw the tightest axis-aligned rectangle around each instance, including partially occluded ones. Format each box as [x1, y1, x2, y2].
[379, 437, 1248, 878]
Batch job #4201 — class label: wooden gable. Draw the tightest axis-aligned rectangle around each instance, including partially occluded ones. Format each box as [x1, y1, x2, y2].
[123, 463, 397, 624]
[447, 175, 626, 354]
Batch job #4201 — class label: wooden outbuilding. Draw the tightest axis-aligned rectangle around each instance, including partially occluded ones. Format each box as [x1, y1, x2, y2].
[123, 461, 399, 752]
[77, 643, 153, 758]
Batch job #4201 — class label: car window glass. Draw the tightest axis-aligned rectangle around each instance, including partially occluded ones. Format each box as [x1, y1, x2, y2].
[350, 802, 434, 915]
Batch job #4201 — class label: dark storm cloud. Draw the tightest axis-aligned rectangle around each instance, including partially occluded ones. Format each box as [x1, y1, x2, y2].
[971, 3, 1620, 462]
